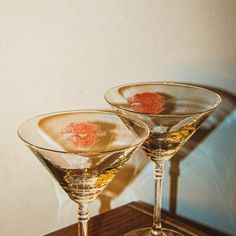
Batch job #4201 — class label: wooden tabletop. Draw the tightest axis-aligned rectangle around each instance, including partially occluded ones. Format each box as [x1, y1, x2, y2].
[45, 201, 230, 236]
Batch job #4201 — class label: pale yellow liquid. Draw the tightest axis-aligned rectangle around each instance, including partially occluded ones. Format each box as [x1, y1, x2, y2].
[23, 112, 147, 203]
[142, 112, 210, 162]
[113, 90, 213, 162]
[31, 144, 136, 203]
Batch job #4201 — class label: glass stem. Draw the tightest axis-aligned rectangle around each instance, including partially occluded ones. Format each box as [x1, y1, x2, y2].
[78, 202, 90, 236]
[151, 162, 165, 236]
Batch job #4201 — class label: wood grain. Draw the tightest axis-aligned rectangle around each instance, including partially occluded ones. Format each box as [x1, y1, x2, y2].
[45, 202, 230, 236]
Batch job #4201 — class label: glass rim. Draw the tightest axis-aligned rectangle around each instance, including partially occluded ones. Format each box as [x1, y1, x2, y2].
[104, 81, 222, 117]
[17, 109, 150, 155]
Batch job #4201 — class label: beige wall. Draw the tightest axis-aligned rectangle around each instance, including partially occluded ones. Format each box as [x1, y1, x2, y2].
[1, 1, 236, 235]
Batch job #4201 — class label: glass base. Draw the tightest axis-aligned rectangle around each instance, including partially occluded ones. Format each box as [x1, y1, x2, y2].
[124, 227, 184, 236]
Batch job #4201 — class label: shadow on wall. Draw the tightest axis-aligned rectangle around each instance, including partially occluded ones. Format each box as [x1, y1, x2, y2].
[169, 85, 236, 215]
[98, 84, 236, 232]
[99, 148, 149, 212]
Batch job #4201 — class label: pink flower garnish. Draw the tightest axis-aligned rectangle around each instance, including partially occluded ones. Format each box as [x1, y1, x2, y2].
[62, 122, 99, 148]
[128, 92, 164, 114]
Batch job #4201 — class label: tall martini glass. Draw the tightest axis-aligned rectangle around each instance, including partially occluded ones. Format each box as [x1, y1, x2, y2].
[17, 110, 150, 236]
[105, 82, 221, 236]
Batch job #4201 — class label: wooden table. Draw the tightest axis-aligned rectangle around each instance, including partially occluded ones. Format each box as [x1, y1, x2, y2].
[45, 201, 230, 236]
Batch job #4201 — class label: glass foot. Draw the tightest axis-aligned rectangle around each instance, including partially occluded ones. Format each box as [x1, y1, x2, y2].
[124, 227, 184, 236]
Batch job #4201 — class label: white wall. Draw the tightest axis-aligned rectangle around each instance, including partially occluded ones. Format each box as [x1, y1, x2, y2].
[0, 1, 236, 235]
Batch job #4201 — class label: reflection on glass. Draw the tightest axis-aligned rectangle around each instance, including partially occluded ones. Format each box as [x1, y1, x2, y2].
[105, 82, 221, 236]
[17, 110, 149, 236]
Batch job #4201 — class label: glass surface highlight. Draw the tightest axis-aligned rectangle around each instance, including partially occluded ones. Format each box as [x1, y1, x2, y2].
[105, 82, 221, 236]
[17, 110, 150, 236]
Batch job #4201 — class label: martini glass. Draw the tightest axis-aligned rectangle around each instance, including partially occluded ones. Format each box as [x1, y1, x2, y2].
[105, 82, 221, 236]
[17, 110, 149, 236]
